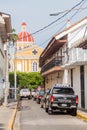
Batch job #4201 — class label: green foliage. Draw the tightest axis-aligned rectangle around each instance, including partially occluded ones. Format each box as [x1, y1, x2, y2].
[9, 28, 18, 43]
[9, 72, 14, 86]
[9, 72, 44, 90]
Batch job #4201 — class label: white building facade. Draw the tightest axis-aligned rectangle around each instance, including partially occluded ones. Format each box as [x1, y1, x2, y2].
[61, 17, 87, 110]
[40, 16, 87, 110]
[0, 12, 11, 103]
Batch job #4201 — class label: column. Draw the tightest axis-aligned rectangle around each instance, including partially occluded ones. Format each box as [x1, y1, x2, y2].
[22, 59, 24, 72]
[64, 69, 68, 85]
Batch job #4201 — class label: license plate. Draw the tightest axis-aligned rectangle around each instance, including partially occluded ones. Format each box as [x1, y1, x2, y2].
[61, 104, 67, 107]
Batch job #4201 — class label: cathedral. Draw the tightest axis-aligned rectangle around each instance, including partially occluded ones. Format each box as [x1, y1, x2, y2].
[11, 22, 43, 72]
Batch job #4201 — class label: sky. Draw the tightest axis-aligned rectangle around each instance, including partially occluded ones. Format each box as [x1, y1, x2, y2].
[0, 0, 87, 48]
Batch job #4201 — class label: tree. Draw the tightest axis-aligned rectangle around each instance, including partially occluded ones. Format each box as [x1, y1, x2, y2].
[9, 72, 14, 87]
[9, 72, 44, 90]
[10, 28, 18, 43]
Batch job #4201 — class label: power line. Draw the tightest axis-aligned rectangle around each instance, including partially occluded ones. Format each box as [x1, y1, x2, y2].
[69, 0, 87, 20]
[38, 0, 87, 48]
[50, 7, 87, 16]
[14, 0, 87, 49]
[31, 0, 87, 35]
[15, 0, 87, 42]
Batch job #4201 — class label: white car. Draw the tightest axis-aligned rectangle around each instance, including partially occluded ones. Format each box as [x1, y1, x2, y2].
[31, 89, 36, 97]
[20, 88, 31, 100]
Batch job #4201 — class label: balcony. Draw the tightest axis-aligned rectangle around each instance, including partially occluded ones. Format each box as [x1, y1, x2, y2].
[62, 48, 87, 68]
[41, 57, 62, 73]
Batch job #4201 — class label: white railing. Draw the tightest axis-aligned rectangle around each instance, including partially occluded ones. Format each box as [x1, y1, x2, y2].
[62, 48, 87, 65]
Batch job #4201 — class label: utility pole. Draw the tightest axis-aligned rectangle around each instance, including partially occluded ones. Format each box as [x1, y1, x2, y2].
[14, 41, 17, 101]
[8, 30, 18, 101]
[3, 40, 9, 106]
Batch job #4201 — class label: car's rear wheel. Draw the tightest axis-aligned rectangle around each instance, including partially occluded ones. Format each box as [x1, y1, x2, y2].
[67, 109, 71, 114]
[71, 108, 77, 116]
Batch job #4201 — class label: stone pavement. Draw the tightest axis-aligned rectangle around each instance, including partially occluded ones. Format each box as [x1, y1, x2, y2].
[13, 108, 87, 130]
[0, 100, 87, 130]
[0, 100, 17, 130]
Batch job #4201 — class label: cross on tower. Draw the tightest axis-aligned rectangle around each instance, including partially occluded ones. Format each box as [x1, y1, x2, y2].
[32, 49, 38, 55]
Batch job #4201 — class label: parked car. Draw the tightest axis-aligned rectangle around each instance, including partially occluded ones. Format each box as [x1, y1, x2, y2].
[45, 84, 78, 116]
[20, 88, 31, 100]
[36, 90, 45, 104]
[31, 89, 36, 98]
[40, 89, 50, 108]
[33, 90, 39, 101]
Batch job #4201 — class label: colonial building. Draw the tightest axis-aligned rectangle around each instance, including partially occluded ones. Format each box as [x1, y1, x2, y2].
[11, 22, 43, 72]
[39, 17, 87, 110]
[0, 12, 11, 102]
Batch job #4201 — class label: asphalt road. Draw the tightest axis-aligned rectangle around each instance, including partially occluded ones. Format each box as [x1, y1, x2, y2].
[18, 99, 87, 130]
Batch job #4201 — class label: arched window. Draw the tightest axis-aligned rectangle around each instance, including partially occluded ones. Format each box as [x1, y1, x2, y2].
[32, 61, 38, 72]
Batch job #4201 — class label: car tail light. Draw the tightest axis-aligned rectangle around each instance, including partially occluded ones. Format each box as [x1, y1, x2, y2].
[76, 95, 78, 104]
[50, 95, 54, 102]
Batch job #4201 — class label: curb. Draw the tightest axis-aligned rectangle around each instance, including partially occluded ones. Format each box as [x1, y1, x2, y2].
[77, 112, 87, 122]
[8, 103, 18, 130]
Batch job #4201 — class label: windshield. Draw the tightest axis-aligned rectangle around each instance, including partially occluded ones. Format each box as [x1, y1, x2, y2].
[52, 87, 74, 95]
[20, 89, 29, 92]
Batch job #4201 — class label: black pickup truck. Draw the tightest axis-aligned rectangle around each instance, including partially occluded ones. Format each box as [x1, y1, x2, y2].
[45, 84, 78, 116]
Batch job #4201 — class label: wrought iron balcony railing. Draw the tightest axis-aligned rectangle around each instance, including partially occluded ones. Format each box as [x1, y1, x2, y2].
[41, 57, 62, 73]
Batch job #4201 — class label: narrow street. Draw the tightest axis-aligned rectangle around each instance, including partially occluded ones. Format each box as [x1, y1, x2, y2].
[15, 99, 87, 130]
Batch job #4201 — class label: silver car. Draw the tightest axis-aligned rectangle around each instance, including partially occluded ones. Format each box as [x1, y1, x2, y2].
[20, 88, 31, 100]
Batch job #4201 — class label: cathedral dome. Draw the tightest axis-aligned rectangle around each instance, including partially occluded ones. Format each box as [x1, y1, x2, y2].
[17, 31, 34, 43]
[21, 22, 27, 26]
[17, 22, 34, 43]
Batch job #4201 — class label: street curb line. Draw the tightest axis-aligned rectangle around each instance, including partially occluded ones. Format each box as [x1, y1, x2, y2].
[77, 112, 87, 122]
[8, 103, 18, 130]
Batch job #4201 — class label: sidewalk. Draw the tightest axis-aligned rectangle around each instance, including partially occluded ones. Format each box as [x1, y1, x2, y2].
[0, 100, 17, 130]
[77, 109, 87, 122]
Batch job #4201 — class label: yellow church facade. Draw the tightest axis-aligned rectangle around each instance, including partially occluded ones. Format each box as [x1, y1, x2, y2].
[14, 45, 43, 72]
[11, 22, 43, 72]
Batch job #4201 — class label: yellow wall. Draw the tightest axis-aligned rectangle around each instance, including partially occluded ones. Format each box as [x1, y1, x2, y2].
[12, 44, 43, 72]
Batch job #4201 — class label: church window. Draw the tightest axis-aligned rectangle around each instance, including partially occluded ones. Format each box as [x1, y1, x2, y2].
[32, 61, 38, 72]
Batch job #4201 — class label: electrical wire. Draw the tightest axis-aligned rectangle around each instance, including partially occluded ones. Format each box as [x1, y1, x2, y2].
[31, 0, 86, 35]
[38, 0, 87, 48]
[10, 0, 87, 49]
[50, 6, 87, 16]
[15, 0, 87, 43]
